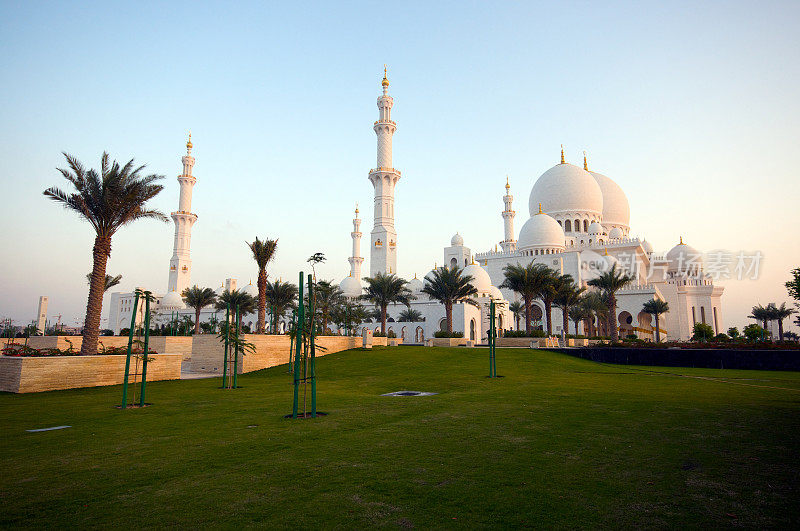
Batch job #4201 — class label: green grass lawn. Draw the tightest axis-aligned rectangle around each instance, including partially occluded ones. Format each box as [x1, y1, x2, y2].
[1, 347, 798, 528]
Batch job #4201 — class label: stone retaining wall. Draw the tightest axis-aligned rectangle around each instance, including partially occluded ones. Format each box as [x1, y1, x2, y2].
[0, 354, 182, 393]
[20, 336, 194, 358]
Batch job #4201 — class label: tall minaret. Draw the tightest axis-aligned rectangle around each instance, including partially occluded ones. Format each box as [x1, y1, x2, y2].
[348, 205, 364, 279]
[369, 66, 401, 276]
[500, 177, 516, 252]
[167, 133, 198, 295]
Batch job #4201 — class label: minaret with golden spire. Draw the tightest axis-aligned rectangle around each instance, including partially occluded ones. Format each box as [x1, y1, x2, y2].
[369, 65, 400, 276]
[348, 204, 364, 280]
[167, 132, 199, 301]
[500, 176, 516, 252]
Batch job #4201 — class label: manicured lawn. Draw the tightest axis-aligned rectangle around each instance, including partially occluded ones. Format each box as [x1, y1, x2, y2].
[1, 347, 798, 528]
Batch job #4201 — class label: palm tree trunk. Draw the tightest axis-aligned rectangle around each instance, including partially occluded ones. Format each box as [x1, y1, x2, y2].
[446, 301, 453, 333]
[561, 307, 569, 336]
[381, 304, 387, 335]
[654, 314, 661, 343]
[194, 307, 201, 335]
[609, 296, 619, 341]
[524, 297, 532, 333]
[544, 300, 553, 336]
[257, 269, 267, 333]
[778, 318, 784, 341]
[81, 235, 111, 355]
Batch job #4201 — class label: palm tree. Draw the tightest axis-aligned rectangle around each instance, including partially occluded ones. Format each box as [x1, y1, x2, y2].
[509, 301, 524, 331]
[215, 289, 257, 332]
[421, 266, 479, 334]
[181, 286, 217, 334]
[587, 263, 634, 342]
[86, 273, 123, 292]
[331, 301, 369, 335]
[568, 305, 590, 336]
[749, 304, 771, 331]
[553, 276, 585, 336]
[398, 308, 424, 322]
[536, 271, 569, 336]
[499, 263, 553, 333]
[769, 302, 796, 341]
[642, 298, 669, 343]
[264, 280, 298, 334]
[360, 272, 414, 334]
[44, 152, 167, 355]
[313, 280, 344, 333]
[247, 237, 278, 333]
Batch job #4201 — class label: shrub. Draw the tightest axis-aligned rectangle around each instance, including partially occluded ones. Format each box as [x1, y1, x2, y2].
[625, 334, 638, 341]
[433, 331, 464, 338]
[691, 323, 715, 342]
[714, 333, 730, 342]
[374, 332, 386, 337]
[504, 330, 546, 338]
[743, 324, 767, 342]
[727, 327, 740, 339]
[387, 330, 397, 338]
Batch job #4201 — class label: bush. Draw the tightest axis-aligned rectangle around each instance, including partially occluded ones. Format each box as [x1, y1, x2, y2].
[624, 334, 638, 341]
[727, 327, 740, 339]
[433, 331, 464, 338]
[713, 333, 730, 342]
[691, 323, 715, 342]
[387, 330, 397, 338]
[743, 324, 767, 342]
[504, 330, 546, 338]
[373, 332, 386, 337]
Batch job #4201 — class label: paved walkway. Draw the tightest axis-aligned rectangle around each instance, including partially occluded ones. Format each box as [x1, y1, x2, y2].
[180, 361, 218, 380]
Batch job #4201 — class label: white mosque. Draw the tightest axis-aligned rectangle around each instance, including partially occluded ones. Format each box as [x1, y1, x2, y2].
[108, 68, 724, 342]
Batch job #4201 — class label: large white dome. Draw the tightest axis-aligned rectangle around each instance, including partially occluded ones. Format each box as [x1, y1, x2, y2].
[339, 275, 362, 298]
[518, 212, 566, 251]
[608, 227, 624, 239]
[666, 238, 704, 273]
[241, 282, 258, 297]
[161, 290, 184, 310]
[590, 171, 630, 228]
[450, 233, 464, 246]
[407, 275, 424, 293]
[529, 163, 604, 218]
[463, 263, 493, 295]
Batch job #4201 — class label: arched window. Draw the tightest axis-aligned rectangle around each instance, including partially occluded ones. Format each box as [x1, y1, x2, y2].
[574, 219, 580, 232]
[464, 258, 468, 267]
[564, 220, 572, 232]
[470, 319, 476, 341]
[450, 257, 457, 268]
[583, 220, 589, 232]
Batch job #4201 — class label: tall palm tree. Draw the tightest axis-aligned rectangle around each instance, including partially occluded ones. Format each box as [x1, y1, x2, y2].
[247, 237, 278, 333]
[769, 302, 796, 341]
[568, 305, 590, 336]
[313, 280, 344, 333]
[749, 304, 771, 331]
[215, 289, 257, 332]
[587, 263, 634, 342]
[398, 308, 424, 322]
[536, 271, 569, 336]
[421, 266, 478, 333]
[181, 286, 217, 334]
[330, 300, 369, 335]
[499, 263, 553, 333]
[86, 273, 123, 292]
[509, 301, 524, 331]
[360, 272, 414, 334]
[44, 152, 167, 355]
[553, 276, 585, 336]
[264, 279, 298, 334]
[642, 298, 669, 343]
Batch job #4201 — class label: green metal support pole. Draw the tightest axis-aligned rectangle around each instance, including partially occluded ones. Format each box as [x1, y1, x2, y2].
[233, 304, 240, 389]
[292, 272, 304, 418]
[308, 274, 317, 418]
[140, 294, 151, 406]
[121, 291, 140, 409]
[289, 310, 296, 372]
[222, 303, 230, 389]
[489, 301, 496, 378]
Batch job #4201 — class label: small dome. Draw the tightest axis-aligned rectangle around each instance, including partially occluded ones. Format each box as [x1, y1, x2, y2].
[241, 282, 258, 297]
[490, 286, 504, 300]
[590, 171, 630, 228]
[214, 284, 225, 295]
[666, 238, 703, 273]
[450, 233, 464, 246]
[641, 239, 654, 254]
[608, 227, 624, 239]
[408, 275, 424, 293]
[588, 221, 603, 235]
[603, 250, 620, 271]
[529, 163, 604, 218]
[518, 212, 566, 251]
[463, 263, 493, 295]
[161, 290, 184, 310]
[339, 275, 362, 298]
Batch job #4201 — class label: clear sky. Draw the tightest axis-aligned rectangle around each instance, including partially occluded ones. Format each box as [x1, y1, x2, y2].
[1, 1, 798, 332]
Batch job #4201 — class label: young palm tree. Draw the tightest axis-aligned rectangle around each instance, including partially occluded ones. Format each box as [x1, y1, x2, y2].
[86, 273, 123, 292]
[331, 300, 369, 335]
[45, 152, 167, 355]
[264, 279, 299, 334]
[553, 276, 585, 336]
[587, 264, 634, 342]
[398, 308, 424, 322]
[181, 286, 217, 334]
[749, 304, 771, 331]
[642, 298, 670, 343]
[360, 272, 414, 334]
[499, 263, 553, 333]
[313, 280, 344, 333]
[215, 289, 257, 332]
[769, 302, 796, 341]
[568, 305, 590, 336]
[508, 301, 524, 331]
[247, 237, 278, 333]
[421, 266, 479, 334]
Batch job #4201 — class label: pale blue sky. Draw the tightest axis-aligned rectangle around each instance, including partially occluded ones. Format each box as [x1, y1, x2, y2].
[1, 1, 798, 331]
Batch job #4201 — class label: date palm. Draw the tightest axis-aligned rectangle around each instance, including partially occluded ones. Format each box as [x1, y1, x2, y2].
[587, 263, 634, 341]
[247, 237, 278, 333]
[568, 305, 590, 336]
[44, 152, 167, 355]
[264, 279, 298, 334]
[398, 308, 423, 322]
[421, 266, 478, 334]
[508, 301, 524, 331]
[215, 289, 257, 332]
[181, 286, 217, 334]
[313, 280, 344, 333]
[361, 272, 414, 334]
[86, 273, 123, 293]
[499, 262, 553, 333]
[768, 302, 796, 341]
[553, 275, 585, 336]
[642, 298, 669, 343]
[749, 304, 771, 331]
